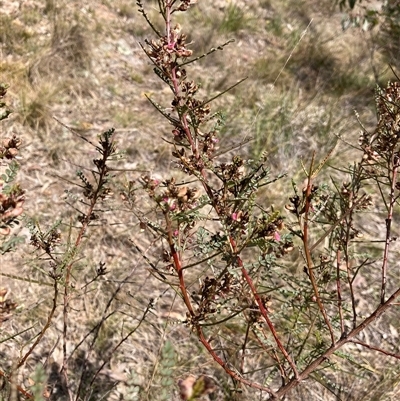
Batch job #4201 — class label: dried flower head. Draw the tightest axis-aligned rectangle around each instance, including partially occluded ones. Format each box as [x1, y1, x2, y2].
[0, 288, 17, 325]
[0, 135, 22, 159]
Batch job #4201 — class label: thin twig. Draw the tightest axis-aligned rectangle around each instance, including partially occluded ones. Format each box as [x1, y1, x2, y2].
[89, 300, 154, 388]
[17, 280, 59, 369]
[276, 285, 400, 398]
[240, 323, 251, 374]
[380, 159, 398, 303]
[0, 370, 34, 400]
[179, 39, 235, 67]
[234, 242, 299, 380]
[336, 250, 345, 334]
[302, 153, 335, 345]
[350, 339, 400, 360]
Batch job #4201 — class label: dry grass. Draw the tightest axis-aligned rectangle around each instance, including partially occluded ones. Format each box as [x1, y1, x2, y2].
[1, 0, 400, 400]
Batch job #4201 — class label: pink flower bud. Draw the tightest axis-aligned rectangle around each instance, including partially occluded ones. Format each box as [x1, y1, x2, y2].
[273, 231, 281, 241]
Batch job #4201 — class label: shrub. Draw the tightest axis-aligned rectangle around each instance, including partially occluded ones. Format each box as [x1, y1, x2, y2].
[2, 1, 400, 401]
[127, 2, 400, 399]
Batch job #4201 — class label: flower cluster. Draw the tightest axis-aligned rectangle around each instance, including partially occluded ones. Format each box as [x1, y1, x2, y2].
[174, 0, 198, 13]
[0, 288, 17, 326]
[143, 17, 218, 173]
[0, 185, 24, 236]
[0, 85, 25, 237]
[285, 184, 320, 215]
[161, 178, 200, 213]
[340, 181, 372, 210]
[30, 228, 61, 254]
[145, 21, 192, 65]
[0, 135, 22, 160]
[215, 155, 245, 183]
[0, 83, 11, 122]
[359, 81, 400, 164]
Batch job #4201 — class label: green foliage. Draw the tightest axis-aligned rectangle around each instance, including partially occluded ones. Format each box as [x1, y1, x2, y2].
[219, 3, 253, 34]
[1, 235, 25, 255]
[125, 370, 141, 401]
[29, 364, 47, 401]
[0, 160, 19, 185]
[157, 340, 177, 401]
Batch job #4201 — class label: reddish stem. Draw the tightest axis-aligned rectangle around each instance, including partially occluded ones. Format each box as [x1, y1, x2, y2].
[235, 244, 299, 380]
[351, 339, 400, 360]
[164, 212, 278, 397]
[164, 0, 299, 385]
